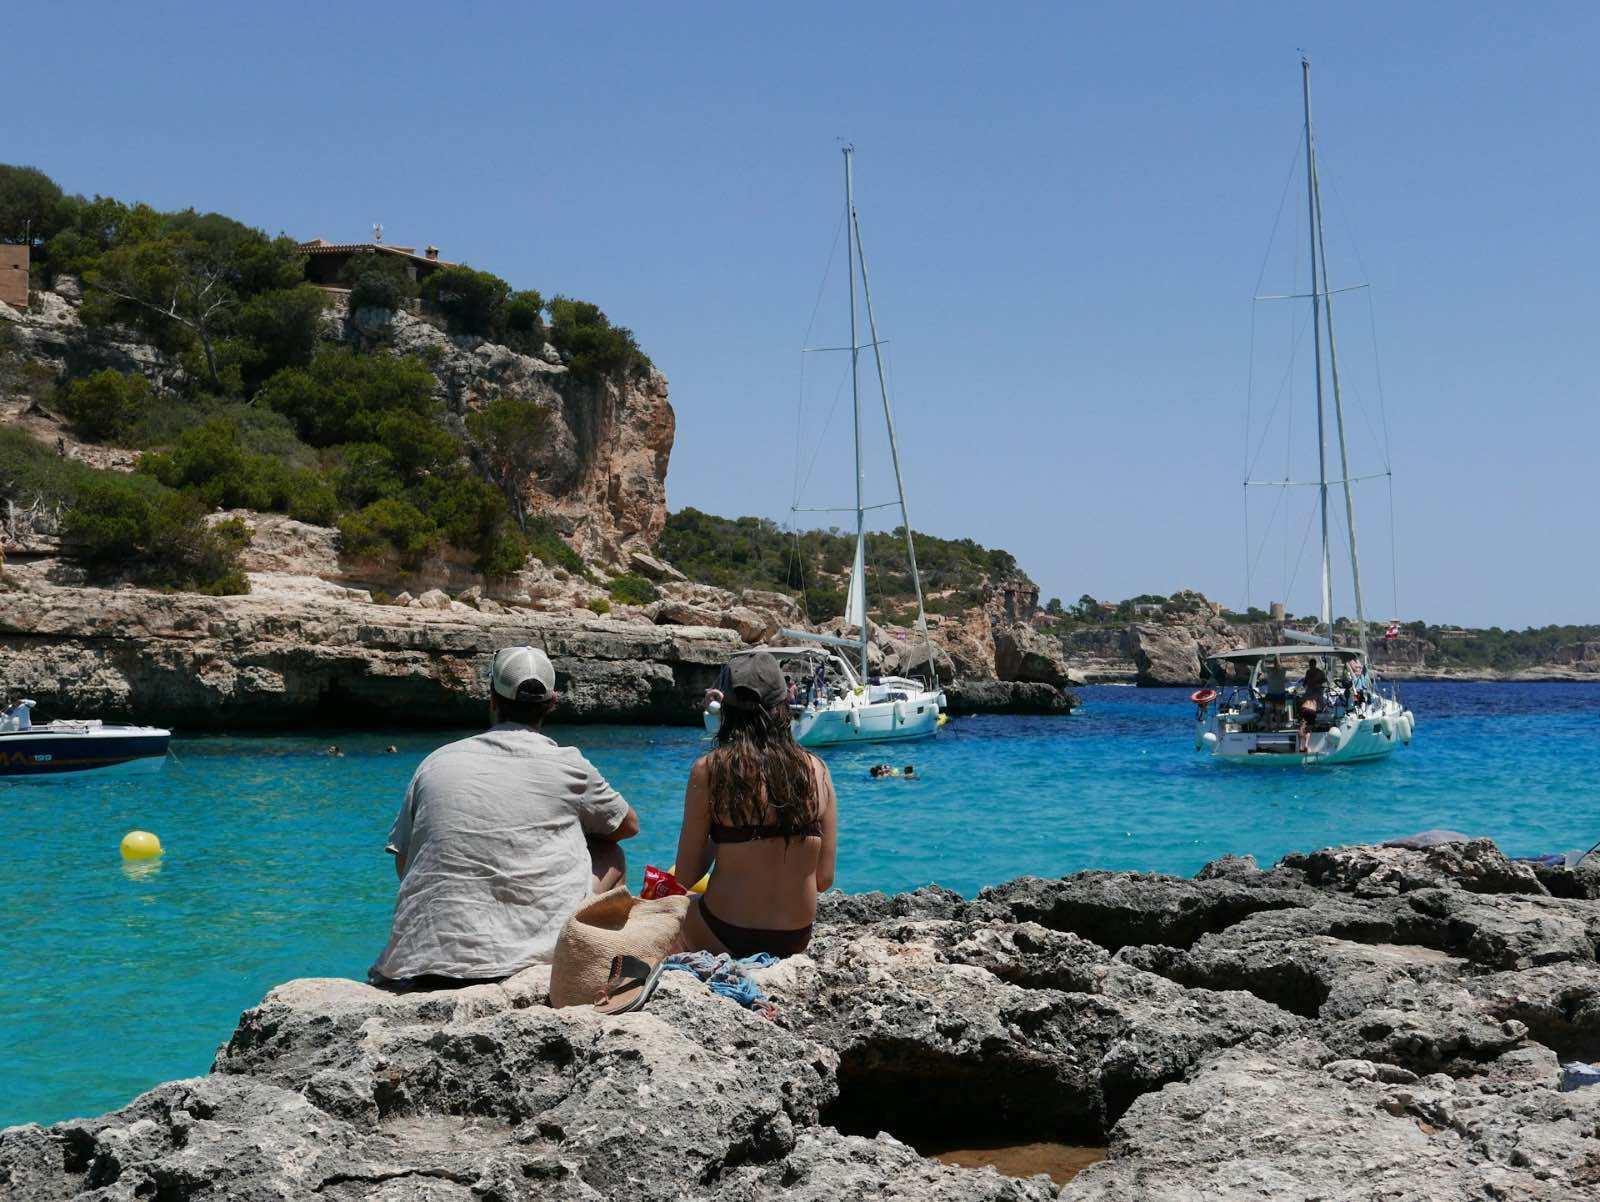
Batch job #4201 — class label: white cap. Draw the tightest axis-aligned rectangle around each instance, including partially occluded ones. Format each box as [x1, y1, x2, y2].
[491, 646, 556, 700]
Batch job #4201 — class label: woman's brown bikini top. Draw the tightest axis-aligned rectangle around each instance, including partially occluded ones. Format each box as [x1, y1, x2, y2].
[709, 817, 824, 844]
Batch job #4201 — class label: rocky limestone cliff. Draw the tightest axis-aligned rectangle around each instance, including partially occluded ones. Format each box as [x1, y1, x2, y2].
[337, 305, 673, 565]
[2, 280, 674, 569]
[1053, 592, 1600, 688]
[1057, 626, 1134, 684]
[5, 839, 1599, 1199]
[1047, 592, 1276, 687]
[1, 280, 186, 395]
[3, 281, 1081, 715]
[0, 574, 741, 728]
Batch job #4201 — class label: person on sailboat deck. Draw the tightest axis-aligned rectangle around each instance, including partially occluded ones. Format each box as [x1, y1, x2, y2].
[1348, 660, 1372, 705]
[672, 651, 838, 959]
[1261, 657, 1288, 724]
[1297, 658, 1331, 752]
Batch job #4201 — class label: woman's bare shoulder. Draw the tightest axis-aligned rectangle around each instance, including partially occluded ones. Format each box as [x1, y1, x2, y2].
[805, 751, 835, 785]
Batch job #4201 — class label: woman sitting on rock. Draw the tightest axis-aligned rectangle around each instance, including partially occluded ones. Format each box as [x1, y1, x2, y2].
[672, 651, 837, 959]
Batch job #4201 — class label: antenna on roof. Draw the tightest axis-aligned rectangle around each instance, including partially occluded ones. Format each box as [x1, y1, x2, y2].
[373, 222, 383, 244]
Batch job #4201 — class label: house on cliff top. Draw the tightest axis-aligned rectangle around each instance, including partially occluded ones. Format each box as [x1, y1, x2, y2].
[299, 237, 454, 290]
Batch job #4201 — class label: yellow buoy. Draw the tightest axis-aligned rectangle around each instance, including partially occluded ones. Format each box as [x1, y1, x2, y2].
[120, 830, 163, 860]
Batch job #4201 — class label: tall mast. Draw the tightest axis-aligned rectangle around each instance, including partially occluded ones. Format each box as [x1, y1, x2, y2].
[851, 182, 937, 687]
[845, 146, 869, 680]
[1303, 57, 1335, 647]
[1311, 136, 1371, 663]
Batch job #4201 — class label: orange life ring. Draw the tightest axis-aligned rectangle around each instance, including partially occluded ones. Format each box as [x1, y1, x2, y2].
[1190, 688, 1218, 704]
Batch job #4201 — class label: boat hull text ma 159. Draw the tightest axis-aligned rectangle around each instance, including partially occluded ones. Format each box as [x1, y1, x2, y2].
[0, 703, 171, 779]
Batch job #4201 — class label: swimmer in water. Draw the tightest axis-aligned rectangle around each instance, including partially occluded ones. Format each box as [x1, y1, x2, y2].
[903, 765, 916, 779]
[868, 764, 899, 778]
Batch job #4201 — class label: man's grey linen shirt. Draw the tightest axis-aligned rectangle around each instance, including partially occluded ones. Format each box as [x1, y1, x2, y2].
[371, 723, 630, 981]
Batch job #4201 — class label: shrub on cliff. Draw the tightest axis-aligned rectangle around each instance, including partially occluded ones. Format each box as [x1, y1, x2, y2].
[504, 290, 543, 328]
[258, 348, 438, 446]
[523, 515, 586, 574]
[129, 412, 339, 528]
[136, 419, 298, 511]
[0, 430, 100, 527]
[421, 265, 510, 339]
[479, 525, 530, 578]
[337, 497, 438, 568]
[607, 573, 659, 606]
[234, 283, 328, 391]
[547, 296, 650, 379]
[464, 396, 548, 529]
[60, 472, 248, 593]
[327, 442, 401, 509]
[410, 469, 504, 552]
[339, 251, 419, 314]
[376, 408, 463, 482]
[283, 470, 339, 525]
[60, 369, 153, 443]
[129, 397, 319, 476]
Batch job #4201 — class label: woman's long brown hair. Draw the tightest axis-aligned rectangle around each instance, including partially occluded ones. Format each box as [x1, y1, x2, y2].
[705, 691, 819, 839]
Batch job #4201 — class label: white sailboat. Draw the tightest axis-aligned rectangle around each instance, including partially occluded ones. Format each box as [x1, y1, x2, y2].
[706, 147, 946, 748]
[1193, 59, 1415, 765]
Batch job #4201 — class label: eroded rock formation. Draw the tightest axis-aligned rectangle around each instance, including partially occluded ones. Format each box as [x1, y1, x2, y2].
[5, 839, 1598, 1199]
[0, 577, 739, 728]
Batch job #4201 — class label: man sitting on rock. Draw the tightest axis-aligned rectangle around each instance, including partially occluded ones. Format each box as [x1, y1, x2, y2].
[370, 645, 639, 990]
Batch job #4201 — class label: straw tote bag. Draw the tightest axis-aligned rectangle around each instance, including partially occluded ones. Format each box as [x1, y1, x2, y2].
[548, 886, 690, 1008]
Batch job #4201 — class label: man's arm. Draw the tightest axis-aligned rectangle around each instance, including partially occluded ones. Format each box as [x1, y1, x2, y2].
[595, 804, 640, 842]
[576, 756, 639, 842]
[386, 777, 417, 881]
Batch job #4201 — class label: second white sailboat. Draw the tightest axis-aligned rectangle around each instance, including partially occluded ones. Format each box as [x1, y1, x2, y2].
[708, 147, 946, 748]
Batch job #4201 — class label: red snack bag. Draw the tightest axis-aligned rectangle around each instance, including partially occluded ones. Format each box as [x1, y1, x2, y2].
[641, 865, 689, 900]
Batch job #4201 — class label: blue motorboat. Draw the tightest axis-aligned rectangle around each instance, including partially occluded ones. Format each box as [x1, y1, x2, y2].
[0, 701, 170, 778]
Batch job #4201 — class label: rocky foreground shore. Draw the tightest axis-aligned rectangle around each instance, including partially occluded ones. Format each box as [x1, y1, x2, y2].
[6, 839, 1599, 1200]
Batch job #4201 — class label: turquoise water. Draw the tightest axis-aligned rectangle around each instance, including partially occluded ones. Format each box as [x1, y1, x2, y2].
[5, 681, 1597, 1128]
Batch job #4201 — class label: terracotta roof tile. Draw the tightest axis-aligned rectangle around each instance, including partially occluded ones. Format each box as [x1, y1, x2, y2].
[297, 241, 453, 267]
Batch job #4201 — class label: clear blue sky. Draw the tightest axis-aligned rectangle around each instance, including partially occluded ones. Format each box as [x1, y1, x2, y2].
[12, 2, 1597, 628]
